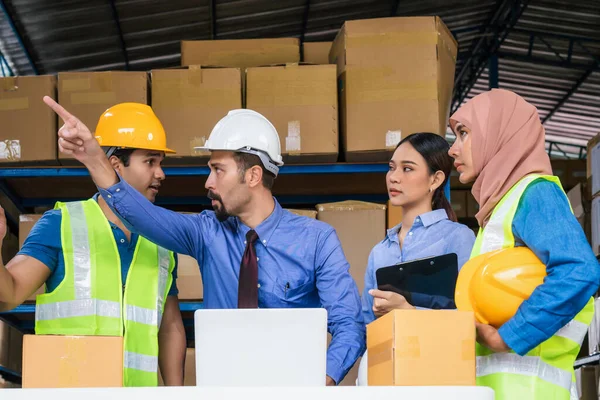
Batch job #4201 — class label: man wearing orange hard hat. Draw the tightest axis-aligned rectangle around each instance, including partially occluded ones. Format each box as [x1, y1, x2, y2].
[0, 100, 186, 387]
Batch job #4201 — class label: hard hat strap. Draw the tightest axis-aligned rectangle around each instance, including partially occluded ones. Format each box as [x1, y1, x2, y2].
[103, 146, 118, 159]
[237, 147, 280, 177]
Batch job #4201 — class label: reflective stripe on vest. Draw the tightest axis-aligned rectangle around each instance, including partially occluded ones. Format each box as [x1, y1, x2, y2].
[477, 353, 572, 392]
[34, 199, 175, 387]
[471, 174, 594, 400]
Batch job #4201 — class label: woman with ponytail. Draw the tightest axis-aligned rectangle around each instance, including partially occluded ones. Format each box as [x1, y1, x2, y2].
[361, 132, 475, 323]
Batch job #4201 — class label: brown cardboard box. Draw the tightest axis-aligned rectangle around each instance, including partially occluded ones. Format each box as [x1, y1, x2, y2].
[551, 159, 568, 187]
[317, 201, 386, 293]
[0, 320, 23, 374]
[387, 201, 402, 229]
[286, 209, 318, 219]
[22, 335, 123, 388]
[567, 183, 586, 229]
[330, 17, 457, 161]
[177, 254, 203, 300]
[246, 64, 338, 162]
[58, 71, 148, 163]
[181, 38, 300, 71]
[158, 348, 196, 386]
[0, 75, 57, 163]
[451, 191, 468, 219]
[19, 214, 45, 300]
[588, 134, 600, 196]
[303, 42, 332, 64]
[579, 365, 598, 400]
[367, 309, 475, 386]
[151, 67, 242, 160]
[566, 159, 587, 189]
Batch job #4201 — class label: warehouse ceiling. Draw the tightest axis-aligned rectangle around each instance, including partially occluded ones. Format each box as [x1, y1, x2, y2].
[0, 0, 598, 159]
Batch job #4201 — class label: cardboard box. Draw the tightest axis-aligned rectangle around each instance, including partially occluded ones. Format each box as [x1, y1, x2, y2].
[246, 64, 338, 162]
[58, 71, 148, 163]
[579, 365, 599, 400]
[567, 183, 586, 229]
[286, 209, 318, 219]
[330, 17, 457, 161]
[19, 214, 45, 300]
[181, 38, 300, 71]
[22, 335, 123, 388]
[303, 42, 332, 64]
[317, 201, 386, 293]
[158, 348, 196, 386]
[592, 195, 600, 256]
[151, 67, 242, 160]
[0, 320, 23, 374]
[0, 76, 57, 163]
[587, 297, 600, 355]
[588, 134, 600, 196]
[387, 201, 402, 229]
[177, 253, 203, 300]
[367, 309, 475, 386]
[451, 191, 468, 219]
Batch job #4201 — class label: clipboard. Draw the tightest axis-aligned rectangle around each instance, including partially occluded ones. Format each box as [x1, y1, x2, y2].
[375, 253, 458, 308]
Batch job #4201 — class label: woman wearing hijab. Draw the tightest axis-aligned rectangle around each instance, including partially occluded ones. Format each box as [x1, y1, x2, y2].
[448, 88, 600, 400]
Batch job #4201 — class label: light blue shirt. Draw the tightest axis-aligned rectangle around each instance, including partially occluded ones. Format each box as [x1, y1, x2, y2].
[362, 209, 476, 325]
[98, 177, 365, 384]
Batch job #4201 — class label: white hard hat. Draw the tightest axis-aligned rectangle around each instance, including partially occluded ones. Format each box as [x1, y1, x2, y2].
[195, 109, 284, 176]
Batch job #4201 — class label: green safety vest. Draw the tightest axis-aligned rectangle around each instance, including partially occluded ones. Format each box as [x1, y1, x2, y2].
[34, 199, 176, 387]
[470, 174, 594, 400]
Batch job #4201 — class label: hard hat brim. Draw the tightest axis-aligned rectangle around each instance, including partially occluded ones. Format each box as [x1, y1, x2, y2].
[193, 145, 284, 166]
[101, 143, 176, 154]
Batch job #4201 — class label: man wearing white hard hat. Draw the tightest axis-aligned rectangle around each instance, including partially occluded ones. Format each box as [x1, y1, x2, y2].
[52, 107, 366, 386]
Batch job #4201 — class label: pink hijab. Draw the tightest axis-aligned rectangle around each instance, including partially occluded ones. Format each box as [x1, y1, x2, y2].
[449, 89, 552, 227]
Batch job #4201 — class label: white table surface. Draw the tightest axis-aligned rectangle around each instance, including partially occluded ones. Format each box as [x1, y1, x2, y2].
[1, 386, 494, 400]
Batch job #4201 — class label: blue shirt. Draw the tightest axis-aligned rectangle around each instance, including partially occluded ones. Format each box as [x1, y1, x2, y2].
[98, 178, 365, 384]
[18, 194, 179, 296]
[362, 209, 476, 325]
[499, 179, 600, 355]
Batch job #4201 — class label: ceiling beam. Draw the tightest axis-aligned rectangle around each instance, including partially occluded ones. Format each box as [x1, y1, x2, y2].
[108, 0, 129, 70]
[0, 0, 38, 74]
[451, 0, 529, 113]
[542, 67, 596, 124]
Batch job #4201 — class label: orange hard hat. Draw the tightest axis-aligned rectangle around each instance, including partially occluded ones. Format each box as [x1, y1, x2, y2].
[455, 247, 546, 328]
[94, 103, 175, 153]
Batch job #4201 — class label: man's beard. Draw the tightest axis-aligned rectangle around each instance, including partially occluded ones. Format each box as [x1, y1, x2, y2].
[208, 190, 230, 222]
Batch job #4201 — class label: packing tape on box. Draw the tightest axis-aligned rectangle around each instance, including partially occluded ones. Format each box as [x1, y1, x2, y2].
[71, 92, 117, 105]
[188, 65, 204, 85]
[61, 77, 91, 92]
[368, 338, 394, 367]
[0, 140, 21, 161]
[347, 76, 438, 103]
[1, 77, 18, 91]
[286, 120, 301, 154]
[153, 88, 240, 108]
[347, 32, 439, 48]
[0, 97, 29, 111]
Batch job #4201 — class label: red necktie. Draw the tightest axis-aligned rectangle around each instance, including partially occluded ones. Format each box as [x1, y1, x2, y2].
[238, 230, 259, 308]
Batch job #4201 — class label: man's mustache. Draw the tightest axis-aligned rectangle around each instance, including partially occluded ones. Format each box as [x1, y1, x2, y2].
[208, 191, 222, 202]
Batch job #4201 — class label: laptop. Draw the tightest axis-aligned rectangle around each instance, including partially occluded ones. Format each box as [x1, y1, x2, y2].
[194, 308, 328, 387]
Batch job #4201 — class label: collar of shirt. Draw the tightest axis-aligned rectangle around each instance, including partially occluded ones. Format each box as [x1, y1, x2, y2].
[386, 208, 449, 243]
[92, 192, 139, 241]
[234, 197, 284, 246]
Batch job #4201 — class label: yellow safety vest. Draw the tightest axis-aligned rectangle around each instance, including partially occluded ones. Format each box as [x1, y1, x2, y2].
[470, 174, 594, 400]
[34, 199, 176, 387]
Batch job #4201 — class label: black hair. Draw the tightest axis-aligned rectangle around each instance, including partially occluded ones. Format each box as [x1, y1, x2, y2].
[104, 147, 135, 167]
[233, 152, 276, 190]
[395, 132, 457, 222]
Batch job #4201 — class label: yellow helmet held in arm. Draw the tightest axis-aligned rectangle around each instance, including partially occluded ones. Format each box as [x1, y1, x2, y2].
[455, 247, 547, 328]
[94, 103, 175, 154]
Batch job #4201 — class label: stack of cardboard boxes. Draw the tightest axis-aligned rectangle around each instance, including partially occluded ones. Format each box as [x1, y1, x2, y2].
[589, 133, 600, 256]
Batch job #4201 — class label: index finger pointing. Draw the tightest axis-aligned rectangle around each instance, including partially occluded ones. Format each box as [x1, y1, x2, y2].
[43, 96, 76, 124]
